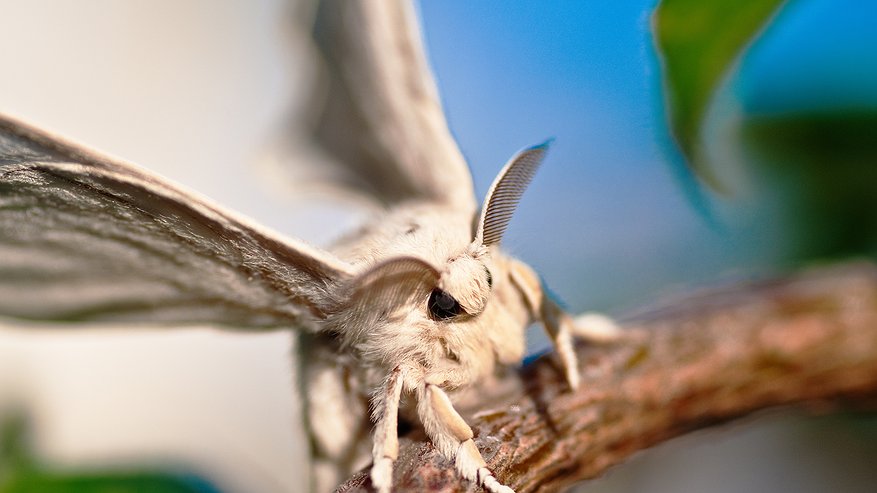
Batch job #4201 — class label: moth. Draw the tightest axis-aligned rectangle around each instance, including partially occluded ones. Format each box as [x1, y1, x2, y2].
[0, 1, 617, 492]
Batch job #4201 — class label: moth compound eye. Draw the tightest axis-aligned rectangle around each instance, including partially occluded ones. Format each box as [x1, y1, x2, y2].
[428, 288, 463, 320]
[485, 267, 493, 288]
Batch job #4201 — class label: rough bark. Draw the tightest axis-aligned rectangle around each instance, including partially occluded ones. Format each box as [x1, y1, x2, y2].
[336, 261, 877, 492]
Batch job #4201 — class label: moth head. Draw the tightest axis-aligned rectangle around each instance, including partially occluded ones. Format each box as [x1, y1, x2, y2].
[431, 248, 492, 320]
[429, 141, 551, 322]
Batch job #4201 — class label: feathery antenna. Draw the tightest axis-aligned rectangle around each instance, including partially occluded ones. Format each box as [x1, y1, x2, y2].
[474, 140, 552, 247]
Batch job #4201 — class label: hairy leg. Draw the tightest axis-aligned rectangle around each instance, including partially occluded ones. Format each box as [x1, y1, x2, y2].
[508, 258, 621, 390]
[370, 367, 405, 493]
[417, 383, 514, 493]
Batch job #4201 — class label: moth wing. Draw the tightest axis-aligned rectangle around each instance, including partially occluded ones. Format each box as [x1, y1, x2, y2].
[0, 114, 353, 329]
[277, 0, 476, 213]
[328, 256, 440, 343]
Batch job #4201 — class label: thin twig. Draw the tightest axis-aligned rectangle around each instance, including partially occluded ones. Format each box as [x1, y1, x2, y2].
[337, 261, 877, 492]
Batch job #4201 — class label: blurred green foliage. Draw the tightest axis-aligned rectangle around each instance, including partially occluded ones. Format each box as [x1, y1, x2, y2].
[0, 412, 222, 493]
[3, 473, 219, 493]
[653, 0, 785, 190]
[741, 110, 877, 259]
[655, 0, 877, 263]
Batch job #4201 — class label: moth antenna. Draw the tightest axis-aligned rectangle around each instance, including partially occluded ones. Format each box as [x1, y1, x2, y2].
[335, 257, 440, 328]
[474, 140, 553, 247]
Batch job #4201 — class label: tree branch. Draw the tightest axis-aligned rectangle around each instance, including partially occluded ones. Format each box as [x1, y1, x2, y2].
[336, 261, 877, 492]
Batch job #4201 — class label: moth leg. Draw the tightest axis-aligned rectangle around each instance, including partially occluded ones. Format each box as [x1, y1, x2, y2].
[571, 311, 623, 342]
[538, 298, 584, 390]
[299, 335, 371, 493]
[370, 366, 405, 493]
[508, 259, 621, 390]
[418, 383, 514, 493]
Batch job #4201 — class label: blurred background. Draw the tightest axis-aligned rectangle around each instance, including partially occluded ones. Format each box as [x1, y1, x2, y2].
[1, 0, 876, 492]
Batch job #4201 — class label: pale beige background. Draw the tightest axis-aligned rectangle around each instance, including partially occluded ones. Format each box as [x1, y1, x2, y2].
[0, 2, 323, 492]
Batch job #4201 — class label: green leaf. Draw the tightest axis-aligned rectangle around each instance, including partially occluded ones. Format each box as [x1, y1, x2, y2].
[2, 472, 221, 493]
[653, 0, 786, 189]
[0, 413, 222, 493]
[740, 110, 877, 259]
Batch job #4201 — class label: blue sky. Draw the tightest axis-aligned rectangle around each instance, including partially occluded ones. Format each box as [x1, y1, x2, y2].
[415, 0, 877, 319]
[418, 1, 663, 191]
[741, 0, 877, 114]
[417, 1, 724, 314]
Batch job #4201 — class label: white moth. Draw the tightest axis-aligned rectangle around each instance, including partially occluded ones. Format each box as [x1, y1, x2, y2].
[0, 1, 618, 492]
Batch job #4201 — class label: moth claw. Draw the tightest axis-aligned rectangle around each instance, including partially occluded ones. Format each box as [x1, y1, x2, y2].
[479, 467, 516, 493]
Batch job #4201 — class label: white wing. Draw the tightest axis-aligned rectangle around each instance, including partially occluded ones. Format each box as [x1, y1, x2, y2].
[283, 0, 476, 213]
[0, 114, 353, 329]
